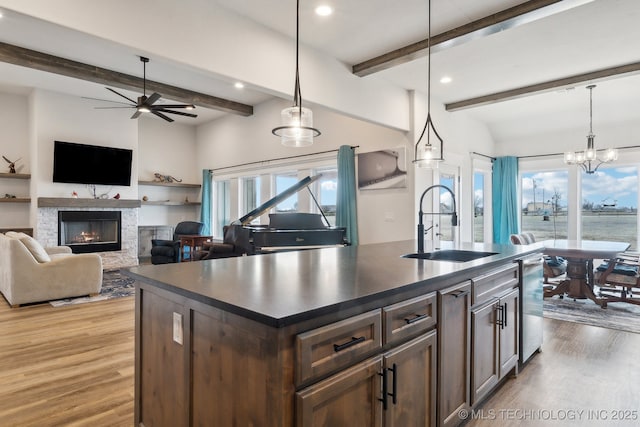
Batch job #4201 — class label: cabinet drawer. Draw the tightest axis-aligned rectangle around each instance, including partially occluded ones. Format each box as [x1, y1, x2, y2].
[296, 309, 382, 387]
[472, 263, 519, 306]
[383, 293, 437, 345]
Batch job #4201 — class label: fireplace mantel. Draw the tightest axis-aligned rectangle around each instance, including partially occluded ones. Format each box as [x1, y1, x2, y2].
[38, 198, 141, 208]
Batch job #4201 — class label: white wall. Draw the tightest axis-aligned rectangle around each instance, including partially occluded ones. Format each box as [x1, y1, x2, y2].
[0, 91, 30, 227]
[138, 116, 201, 226]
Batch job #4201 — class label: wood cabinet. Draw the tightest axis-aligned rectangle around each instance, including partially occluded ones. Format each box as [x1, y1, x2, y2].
[437, 281, 471, 427]
[470, 264, 520, 406]
[296, 329, 437, 427]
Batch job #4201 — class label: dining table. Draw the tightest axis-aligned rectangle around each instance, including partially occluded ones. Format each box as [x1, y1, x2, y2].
[542, 239, 630, 307]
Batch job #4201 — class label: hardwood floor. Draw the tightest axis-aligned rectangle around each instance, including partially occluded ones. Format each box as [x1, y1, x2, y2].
[1, 296, 639, 426]
[0, 297, 134, 427]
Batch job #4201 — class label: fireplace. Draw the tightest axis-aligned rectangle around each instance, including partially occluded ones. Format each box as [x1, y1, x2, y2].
[58, 211, 122, 253]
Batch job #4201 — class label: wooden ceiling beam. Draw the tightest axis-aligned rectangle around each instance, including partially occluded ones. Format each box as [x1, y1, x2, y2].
[352, 0, 594, 77]
[0, 41, 253, 116]
[445, 61, 640, 111]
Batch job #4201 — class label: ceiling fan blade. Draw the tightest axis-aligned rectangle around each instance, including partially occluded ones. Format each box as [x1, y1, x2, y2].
[131, 110, 142, 120]
[155, 108, 198, 118]
[95, 106, 136, 109]
[152, 110, 174, 122]
[145, 92, 162, 106]
[155, 104, 196, 109]
[106, 87, 138, 104]
[82, 96, 133, 106]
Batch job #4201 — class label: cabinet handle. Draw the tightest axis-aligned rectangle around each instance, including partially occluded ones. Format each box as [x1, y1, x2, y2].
[503, 303, 508, 328]
[388, 363, 398, 405]
[333, 336, 365, 352]
[378, 368, 388, 410]
[496, 304, 504, 329]
[453, 290, 470, 298]
[404, 313, 429, 324]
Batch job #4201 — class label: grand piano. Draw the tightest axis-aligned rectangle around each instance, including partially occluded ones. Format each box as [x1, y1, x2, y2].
[206, 175, 347, 258]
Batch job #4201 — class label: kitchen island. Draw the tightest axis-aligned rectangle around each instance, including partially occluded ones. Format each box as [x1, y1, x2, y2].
[124, 240, 544, 427]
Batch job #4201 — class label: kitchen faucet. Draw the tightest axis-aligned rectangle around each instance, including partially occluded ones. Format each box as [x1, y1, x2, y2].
[417, 184, 458, 253]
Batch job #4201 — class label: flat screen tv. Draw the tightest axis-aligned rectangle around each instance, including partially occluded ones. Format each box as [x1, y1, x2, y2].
[53, 141, 133, 186]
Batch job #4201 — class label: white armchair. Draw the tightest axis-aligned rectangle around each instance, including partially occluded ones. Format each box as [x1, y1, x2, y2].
[0, 232, 103, 307]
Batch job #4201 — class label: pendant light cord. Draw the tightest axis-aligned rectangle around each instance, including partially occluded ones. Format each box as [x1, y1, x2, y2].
[294, 0, 302, 114]
[589, 85, 593, 135]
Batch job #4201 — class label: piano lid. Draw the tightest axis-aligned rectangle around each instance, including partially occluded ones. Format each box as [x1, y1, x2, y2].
[233, 174, 322, 225]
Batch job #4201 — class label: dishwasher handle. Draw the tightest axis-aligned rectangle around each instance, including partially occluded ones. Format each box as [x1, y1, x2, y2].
[522, 256, 545, 267]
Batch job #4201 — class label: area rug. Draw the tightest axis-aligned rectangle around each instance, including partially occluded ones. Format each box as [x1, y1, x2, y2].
[544, 290, 640, 334]
[49, 269, 136, 307]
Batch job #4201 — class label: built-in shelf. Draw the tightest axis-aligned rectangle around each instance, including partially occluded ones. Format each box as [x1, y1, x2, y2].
[0, 197, 30, 203]
[138, 180, 201, 189]
[141, 201, 201, 206]
[0, 173, 30, 180]
[38, 197, 142, 208]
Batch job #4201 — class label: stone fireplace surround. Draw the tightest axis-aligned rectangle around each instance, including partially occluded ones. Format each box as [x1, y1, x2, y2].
[37, 198, 140, 270]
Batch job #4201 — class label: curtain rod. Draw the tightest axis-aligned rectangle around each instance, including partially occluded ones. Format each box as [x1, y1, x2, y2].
[209, 145, 359, 173]
[471, 151, 496, 161]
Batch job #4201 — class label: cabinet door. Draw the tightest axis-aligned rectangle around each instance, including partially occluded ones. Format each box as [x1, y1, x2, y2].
[296, 356, 383, 427]
[499, 288, 519, 378]
[470, 300, 499, 406]
[384, 330, 437, 427]
[137, 288, 188, 427]
[437, 281, 471, 427]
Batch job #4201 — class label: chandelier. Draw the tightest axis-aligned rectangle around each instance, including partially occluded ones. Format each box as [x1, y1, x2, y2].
[564, 85, 617, 174]
[413, 0, 444, 168]
[271, 0, 321, 147]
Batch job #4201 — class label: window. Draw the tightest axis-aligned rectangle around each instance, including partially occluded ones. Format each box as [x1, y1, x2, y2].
[214, 180, 230, 238]
[473, 171, 485, 242]
[581, 166, 638, 250]
[241, 176, 260, 223]
[274, 172, 299, 212]
[315, 168, 337, 226]
[521, 170, 568, 240]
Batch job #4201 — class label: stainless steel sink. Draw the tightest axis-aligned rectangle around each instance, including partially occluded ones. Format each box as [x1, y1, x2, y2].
[401, 249, 498, 262]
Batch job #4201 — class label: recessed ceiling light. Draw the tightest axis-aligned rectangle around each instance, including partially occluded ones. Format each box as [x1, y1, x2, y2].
[234, 82, 245, 89]
[440, 76, 452, 84]
[315, 5, 333, 16]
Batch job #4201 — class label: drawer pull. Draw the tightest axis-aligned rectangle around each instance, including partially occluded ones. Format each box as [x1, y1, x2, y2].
[404, 313, 429, 324]
[333, 336, 365, 352]
[453, 290, 470, 298]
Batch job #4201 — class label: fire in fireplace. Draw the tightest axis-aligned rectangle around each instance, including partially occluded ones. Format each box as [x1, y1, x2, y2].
[58, 211, 122, 253]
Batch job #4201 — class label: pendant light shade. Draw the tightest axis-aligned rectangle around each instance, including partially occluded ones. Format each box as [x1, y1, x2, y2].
[272, 0, 321, 146]
[413, 0, 444, 168]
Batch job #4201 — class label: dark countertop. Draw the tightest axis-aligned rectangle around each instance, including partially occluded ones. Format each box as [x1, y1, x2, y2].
[123, 240, 544, 327]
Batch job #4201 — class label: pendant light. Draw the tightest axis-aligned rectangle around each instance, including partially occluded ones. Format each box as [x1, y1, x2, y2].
[563, 85, 617, 174]
[272, 0, 321, 147]
[413, 0, 444, 168]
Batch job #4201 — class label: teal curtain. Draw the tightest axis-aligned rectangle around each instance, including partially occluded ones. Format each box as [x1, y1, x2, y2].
[336, 145, 359, 245]
[492, 156, 519, 244]
[200, 169, 212, 236]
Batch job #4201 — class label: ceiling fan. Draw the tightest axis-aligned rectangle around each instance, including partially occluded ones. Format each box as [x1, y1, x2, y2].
[88, 56, 197, 122]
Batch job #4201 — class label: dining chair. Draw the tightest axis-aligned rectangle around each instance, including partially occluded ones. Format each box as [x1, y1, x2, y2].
[510, 232, 567, 283]
[595, 252, 640, 307]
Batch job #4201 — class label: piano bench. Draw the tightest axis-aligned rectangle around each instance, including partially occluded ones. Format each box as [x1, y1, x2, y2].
[200, 242, 242, 260]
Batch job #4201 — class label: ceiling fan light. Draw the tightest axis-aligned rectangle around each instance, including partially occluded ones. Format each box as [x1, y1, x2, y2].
[137, 106, 151, 113]
[185, 105, 195, 110]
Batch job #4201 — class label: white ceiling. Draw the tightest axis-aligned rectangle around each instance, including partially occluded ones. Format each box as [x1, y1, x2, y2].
[0, 0, 638, 140]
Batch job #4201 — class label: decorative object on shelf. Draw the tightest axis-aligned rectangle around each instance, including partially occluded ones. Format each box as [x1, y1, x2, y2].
[113, 193, 121, 199]
[185, 196, 190, 203]
[564, 85, 618, 174]
[413, 0, 444, 169]
[142, 195, 149, 201]
[2, 156, 21, 174]
[4, 193, 16, 198]
[153, 173, 182, 183]
[71, 191, 78, 198]
[87, 56, 197, 123]
[271, 0, 321, 147]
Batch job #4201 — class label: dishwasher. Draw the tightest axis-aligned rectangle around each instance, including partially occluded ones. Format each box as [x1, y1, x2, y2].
[518, 253, 545, 364]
